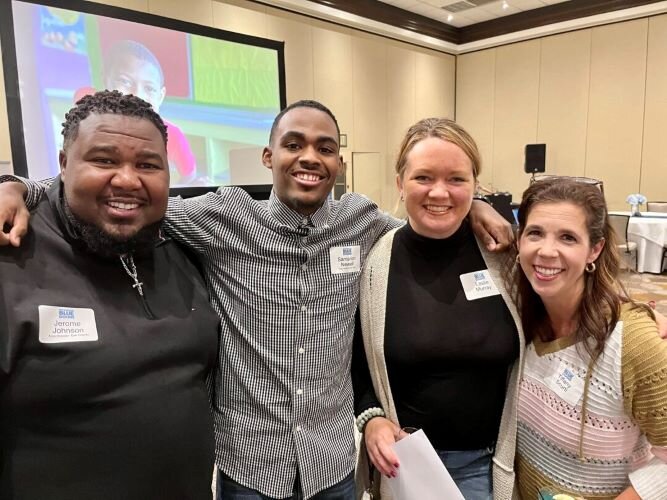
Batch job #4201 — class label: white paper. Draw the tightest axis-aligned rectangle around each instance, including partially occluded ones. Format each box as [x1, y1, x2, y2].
[387, 429, 465, 500]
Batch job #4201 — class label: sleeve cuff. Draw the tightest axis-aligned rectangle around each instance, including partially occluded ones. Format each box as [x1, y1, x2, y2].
[0, 174, 49, 210]
[628, 456, 667, 499]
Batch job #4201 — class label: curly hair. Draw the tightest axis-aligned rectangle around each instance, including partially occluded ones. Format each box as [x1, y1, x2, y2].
[506, 178, 654, 362]
[269, 100, 340, 145]
[61, 90, 167, 150]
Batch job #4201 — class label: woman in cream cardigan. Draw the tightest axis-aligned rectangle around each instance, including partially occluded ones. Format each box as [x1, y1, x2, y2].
[353, 118, 524, 500]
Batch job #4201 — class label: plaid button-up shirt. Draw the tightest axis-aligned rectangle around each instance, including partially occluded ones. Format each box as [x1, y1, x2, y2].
[165, 188, 398, 498]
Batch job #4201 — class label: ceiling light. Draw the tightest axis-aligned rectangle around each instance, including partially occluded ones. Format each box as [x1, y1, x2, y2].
[447, 14, 453, 22]
[502, 1, 509, 9]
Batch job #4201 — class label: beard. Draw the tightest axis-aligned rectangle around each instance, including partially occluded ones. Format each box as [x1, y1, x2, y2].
[62, 194, 162, 259]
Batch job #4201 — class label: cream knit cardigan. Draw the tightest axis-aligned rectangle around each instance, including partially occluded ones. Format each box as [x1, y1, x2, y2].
[355, 228, 525, 500]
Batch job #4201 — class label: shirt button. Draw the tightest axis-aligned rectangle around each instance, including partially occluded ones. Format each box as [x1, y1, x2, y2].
[298, 347, 305, 354]
[301, 264, 307, 271]
[296, 388, 303, 395]
[302, 218, 308, 225]
[296, 425, 302, 432]
[300, 305, 307, 312]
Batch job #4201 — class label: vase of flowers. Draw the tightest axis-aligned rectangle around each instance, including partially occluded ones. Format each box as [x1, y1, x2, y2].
[626, 194, 646, 216]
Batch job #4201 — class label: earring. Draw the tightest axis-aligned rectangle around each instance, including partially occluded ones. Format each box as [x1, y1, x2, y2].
[585, 262, 596, 273]
[400, 192, 404, 202]
[515, 254, 520, 264]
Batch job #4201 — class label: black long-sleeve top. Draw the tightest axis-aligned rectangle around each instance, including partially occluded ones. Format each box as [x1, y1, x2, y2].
[353, 219, 519, 450]
[0, 180, 220, 499]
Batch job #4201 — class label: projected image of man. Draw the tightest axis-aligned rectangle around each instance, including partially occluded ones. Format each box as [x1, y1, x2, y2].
[104, 40, 166, 113]
[77, 40, 197, 185]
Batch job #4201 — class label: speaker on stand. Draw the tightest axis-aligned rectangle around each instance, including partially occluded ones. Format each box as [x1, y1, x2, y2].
[524, 144, 546, 181]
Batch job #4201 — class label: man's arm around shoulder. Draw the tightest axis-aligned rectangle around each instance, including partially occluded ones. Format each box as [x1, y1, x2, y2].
[0, 176, 32, 247]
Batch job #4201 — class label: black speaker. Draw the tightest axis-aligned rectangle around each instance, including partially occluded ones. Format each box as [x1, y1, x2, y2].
[524, 144, 546, 173]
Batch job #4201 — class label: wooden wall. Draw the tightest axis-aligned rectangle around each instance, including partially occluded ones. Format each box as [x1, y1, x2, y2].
[457, 16, 667, 209]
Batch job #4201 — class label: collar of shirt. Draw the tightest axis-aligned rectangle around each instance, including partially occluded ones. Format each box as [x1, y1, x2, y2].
[267, 190, 331, 229]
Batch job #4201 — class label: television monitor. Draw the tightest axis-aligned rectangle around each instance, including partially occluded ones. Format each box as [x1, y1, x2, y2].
[0, 0, 286, 196]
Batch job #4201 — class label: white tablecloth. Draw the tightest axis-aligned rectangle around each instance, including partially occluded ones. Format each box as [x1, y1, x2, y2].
[609, 211, 667, 273]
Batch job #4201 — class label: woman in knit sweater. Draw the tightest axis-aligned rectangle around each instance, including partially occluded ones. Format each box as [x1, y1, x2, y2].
[353, 118, 524, 500]
[510, 178, 667, 500]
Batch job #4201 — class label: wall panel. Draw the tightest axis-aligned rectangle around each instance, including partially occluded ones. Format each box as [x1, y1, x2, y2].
[385, 44, 416, 212]
[312, 25, 354, 154]
[456, 49, 496, 188]
[0, 36, 12, 172]
[100, 0, 149, 11]
[351, 36, 387, 154]
[212, 1, 268, 37]
[585, 19, 648, 209]
[415, 50, 456, 121]
[492, 39, 540, 199]
[537, 30, 591, 178]
[148, 0, 213, 26]
[640, 14, 667, 204]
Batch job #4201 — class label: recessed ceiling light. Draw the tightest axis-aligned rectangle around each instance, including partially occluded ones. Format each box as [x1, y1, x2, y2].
[502, 1, 509, 9]
[447, 14, 453, 22]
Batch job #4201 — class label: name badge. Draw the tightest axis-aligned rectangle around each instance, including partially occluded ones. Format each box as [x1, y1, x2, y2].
[39, 305, 98, 343]
[459, 269, 500, 301]
[545, 361, 585, 406]
[329, 245, 361, 274]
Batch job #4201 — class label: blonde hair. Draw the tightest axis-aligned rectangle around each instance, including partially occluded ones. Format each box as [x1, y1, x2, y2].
[395, 118, 481, 180]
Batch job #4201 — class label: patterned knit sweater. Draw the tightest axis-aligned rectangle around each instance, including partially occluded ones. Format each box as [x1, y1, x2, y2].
[517, 304, 667, 500]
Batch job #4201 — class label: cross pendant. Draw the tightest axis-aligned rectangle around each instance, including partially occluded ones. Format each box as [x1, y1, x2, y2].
[133, 281, 144, 296]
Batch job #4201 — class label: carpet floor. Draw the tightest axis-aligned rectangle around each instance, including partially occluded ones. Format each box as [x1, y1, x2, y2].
[620, 271, 667, 316]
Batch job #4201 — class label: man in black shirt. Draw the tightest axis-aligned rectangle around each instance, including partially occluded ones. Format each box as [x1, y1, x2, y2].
[0, 91, 219, 499]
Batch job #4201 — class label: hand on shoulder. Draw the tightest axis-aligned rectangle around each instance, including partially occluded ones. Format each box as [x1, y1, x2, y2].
[0, 181, 30, 247]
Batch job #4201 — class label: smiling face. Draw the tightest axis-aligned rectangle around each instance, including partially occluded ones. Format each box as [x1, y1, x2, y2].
[262, 107, 342, 215]
[518, 201, 604, 308]
[105, 56, 166, 112]
[60, 113, 169, 242]
[397, 136, 475, 239]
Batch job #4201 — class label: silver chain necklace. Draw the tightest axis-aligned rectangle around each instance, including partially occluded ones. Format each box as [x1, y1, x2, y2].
[119, 254, 144, 297]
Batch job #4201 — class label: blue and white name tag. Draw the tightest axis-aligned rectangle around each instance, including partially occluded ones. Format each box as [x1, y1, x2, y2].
[329, 245, 361, 274]
[545, 361, 585, 406]
[38, 305, 98, 343]
[459, 269, 500, 301]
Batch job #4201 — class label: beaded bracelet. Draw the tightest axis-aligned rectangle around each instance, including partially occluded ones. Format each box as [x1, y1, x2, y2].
[355, 407, 386, 433]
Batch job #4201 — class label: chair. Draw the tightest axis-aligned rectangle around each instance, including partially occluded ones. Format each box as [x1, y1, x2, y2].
[609, 214, 638, 271]
[647, 201, 667, 213]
